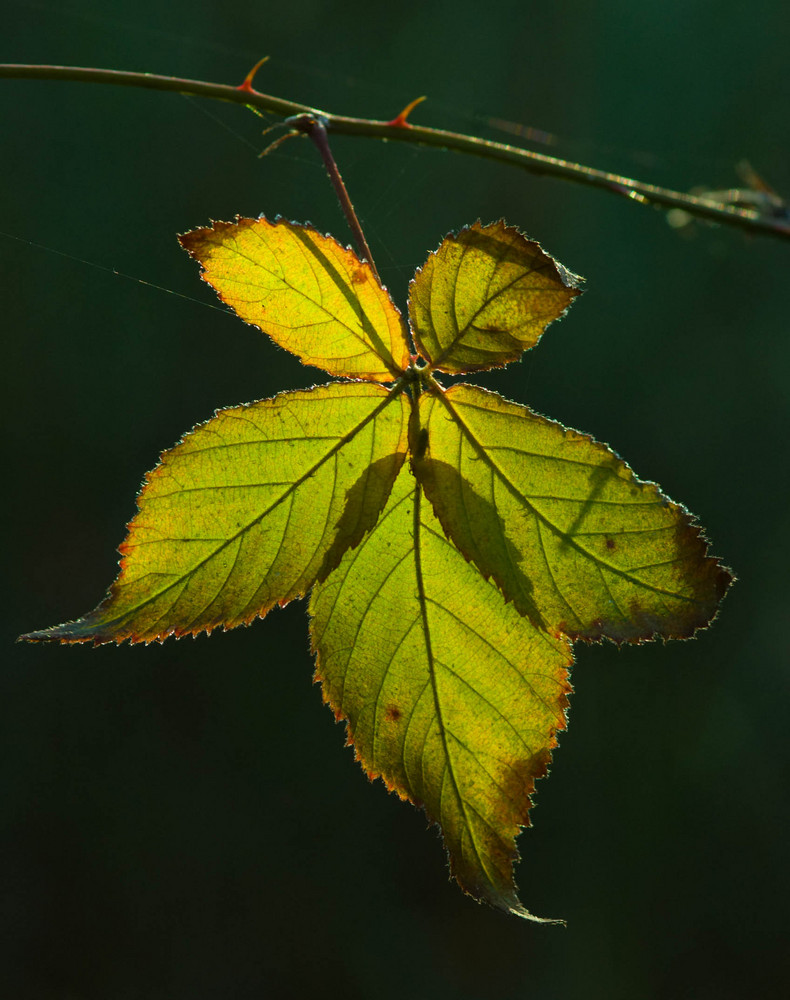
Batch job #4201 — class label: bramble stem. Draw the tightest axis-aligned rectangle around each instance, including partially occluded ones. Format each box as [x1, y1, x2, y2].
[288, 114, 380, 278]
[1, 63, 788, 243]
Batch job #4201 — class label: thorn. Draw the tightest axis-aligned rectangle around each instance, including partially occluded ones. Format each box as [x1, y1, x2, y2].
[237, 55, 270, 93]
[387, 95, 426, 129]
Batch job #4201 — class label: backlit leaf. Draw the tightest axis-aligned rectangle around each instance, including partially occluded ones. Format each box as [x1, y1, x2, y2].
[413, 383, 731, 641]
[24, 383, 408, 643]
[23, 216, 733, 919]
[179, 217, 410, 380]
[408, 220, 582, 373]
[310, 463, 572, 920]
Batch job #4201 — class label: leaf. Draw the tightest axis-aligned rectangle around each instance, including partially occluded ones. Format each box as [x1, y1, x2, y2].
[22, 217, 733, 919]
[23, 383, 408, 643]
[179, 217, 410, 381]
[412, 383, 731, 642]
[309, 463, 573, 921]
[408, 220, 582, 373]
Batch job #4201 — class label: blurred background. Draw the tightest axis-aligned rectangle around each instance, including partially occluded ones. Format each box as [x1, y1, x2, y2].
[2, 1, 788, 997]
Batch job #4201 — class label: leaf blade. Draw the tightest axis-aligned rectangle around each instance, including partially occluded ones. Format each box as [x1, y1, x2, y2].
[409, 220, 582, 373]
[414, 383, 733, 641]
[23, 383, 408, 644]
[179, 217, 410, 380]
[310, 464, 572, 920]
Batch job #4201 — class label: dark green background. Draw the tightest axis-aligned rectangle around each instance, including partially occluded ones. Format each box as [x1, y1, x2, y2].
[3, 2, 788, 997]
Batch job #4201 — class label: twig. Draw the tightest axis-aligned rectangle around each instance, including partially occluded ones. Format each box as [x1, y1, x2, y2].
[1, 63, 788, 243]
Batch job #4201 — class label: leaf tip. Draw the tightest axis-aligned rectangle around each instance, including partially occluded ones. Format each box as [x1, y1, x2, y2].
[506, 902, 567, 926]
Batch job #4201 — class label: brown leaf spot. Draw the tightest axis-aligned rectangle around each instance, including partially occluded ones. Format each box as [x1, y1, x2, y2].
[385, 704, 402, 722]
[496, 748, 554, 835]
[605, 537, 616, 550]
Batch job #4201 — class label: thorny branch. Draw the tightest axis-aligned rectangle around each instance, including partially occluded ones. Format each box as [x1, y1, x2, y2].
[1, 62, 788, 242]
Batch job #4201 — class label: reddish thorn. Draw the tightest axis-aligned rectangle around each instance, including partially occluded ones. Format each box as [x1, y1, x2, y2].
[237, 55, 270, 93]
[387, 95, 426, 128]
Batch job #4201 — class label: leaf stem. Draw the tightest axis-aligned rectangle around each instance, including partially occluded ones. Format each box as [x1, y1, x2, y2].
[1, 63, 789, 242]
[287, 114, 380, 278]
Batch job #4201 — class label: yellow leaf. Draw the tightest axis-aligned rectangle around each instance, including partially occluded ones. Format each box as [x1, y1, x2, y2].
[310, 464, 573, 920]
[180, 217, 411, 380]
[24, 384, 408, 643]
[414, 383, 731, 641]
[408, 220, 582, 373]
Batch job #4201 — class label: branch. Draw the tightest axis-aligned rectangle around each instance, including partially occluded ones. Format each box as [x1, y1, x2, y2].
[2, 63, 788, 243]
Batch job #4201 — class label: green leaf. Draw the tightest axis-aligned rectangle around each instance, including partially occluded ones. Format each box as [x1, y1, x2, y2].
[310, 463, 572, 921]
[408, 220, 582, 373]
[179, 217, 410, 381]
[23, 216, 733, 919]
[413, 383, 731, 641]
[23, 383, 408, 643]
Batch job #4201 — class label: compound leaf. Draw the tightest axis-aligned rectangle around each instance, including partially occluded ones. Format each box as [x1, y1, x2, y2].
[408, 220, 582, 373]
[413, 383, 732, 642]
[24, 383, 408, 643]
[310, 463, 573, 920]
[22, 216, 733, 920]
[180, 217, 410, 381]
